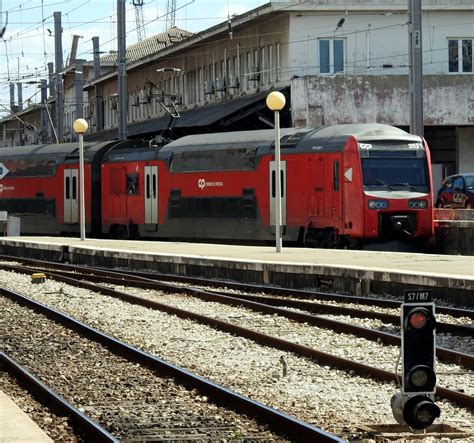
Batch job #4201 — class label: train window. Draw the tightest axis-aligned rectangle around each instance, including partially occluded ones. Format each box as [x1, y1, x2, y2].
[146, 175, 151, 199]
[127, 173, 139, 195]
[170, 148, 257, 172]
[152, 174, 157, 198]
[362, 157, 429, 192]
[65, 177, 70, 200]
[72, 177, 77, 200]
[333, 161, 340, 191]
[280, 170, 285, 197]
[272, 171, 276, 198]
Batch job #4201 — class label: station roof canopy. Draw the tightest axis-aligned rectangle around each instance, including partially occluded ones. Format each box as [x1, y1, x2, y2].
[86, 88, 290, 141]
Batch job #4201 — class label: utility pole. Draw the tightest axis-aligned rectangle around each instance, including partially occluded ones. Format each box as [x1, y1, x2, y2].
[408, 0, 423, 137]
[117, 0, 127, 140]
[92, 36, 104, 132]
[133, 0, 146, 41]
[9, 83, 14, 111]
[48, 62, 55, 96]
[92, 36, 101, 79]
[74, 59, 85, 123]
[17, 58, 22, 111]
[165, 0, 177, 30]
[17, 83, 23, 111]
[54, 11, 64, 142]
[40, 79, 48, 143]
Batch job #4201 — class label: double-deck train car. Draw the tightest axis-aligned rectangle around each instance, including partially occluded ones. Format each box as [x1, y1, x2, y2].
[0, 140, 144, 236]
[0, 123, 434, 247]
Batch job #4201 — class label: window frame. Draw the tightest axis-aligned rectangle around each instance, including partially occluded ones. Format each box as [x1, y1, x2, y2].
[318, 38, 345, 74]
[448, 38, 473, 74]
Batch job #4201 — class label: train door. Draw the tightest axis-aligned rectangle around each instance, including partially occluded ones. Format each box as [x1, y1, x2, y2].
[109, 167, 127, 219]
[144, 165, 158, 230]
[63, 169, 78, 224]
[269, 160, 287, 228]
[323, 159, 342, 220]
[310, 157, 324, 217]
[332, 159, 342, 220]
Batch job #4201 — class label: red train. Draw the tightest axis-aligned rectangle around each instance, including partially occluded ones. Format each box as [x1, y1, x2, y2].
[0, 123, 434, 247]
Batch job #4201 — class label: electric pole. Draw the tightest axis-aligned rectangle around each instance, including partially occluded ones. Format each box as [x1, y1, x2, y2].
[117, 0, 127, 140]
[165, 0, 177, 30]
[54, 11, 64, 142]
[408, 0, 423, 137]
[133, 0, 146, 41]
[40, 79, 48, 143]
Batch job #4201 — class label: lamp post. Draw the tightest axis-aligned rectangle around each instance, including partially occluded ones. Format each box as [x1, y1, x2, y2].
[266, 91, 286, 253]
[73, 118, 89, 241]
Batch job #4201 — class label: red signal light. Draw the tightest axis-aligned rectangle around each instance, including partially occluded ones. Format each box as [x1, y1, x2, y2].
[409, 311, 428, 329]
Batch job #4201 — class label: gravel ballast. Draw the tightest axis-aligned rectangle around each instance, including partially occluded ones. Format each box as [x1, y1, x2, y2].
[1, 269, 472, 440]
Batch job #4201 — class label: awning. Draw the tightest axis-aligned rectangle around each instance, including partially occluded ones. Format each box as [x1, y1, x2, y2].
[86, 87, 290, 141]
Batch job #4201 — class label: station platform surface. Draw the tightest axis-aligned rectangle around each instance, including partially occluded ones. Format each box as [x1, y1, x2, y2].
[0, 236, 473, 305]
[0, 390, 52, 442]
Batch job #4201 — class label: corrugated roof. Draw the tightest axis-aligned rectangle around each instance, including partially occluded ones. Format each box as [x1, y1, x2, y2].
[100, 27, 193, 64]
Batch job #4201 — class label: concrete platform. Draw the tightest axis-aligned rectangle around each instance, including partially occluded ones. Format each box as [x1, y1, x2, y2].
[0, 390, 52, 442]
[0, 237, 472, 306]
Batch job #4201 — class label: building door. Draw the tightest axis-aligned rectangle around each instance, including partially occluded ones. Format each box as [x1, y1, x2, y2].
[64, 169, 79, 224]
[144, 166, 158, 229]
[269, 160, 287, 228]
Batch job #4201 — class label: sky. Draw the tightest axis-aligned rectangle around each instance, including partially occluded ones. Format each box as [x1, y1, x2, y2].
[0, 0, 265, 117]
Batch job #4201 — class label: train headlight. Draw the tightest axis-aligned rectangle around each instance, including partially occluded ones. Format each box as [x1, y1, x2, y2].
[408, 200, 427, 209]
[368, 200, 389, 210]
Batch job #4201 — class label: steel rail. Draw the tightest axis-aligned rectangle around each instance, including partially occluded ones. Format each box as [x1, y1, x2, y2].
[114, 267, 474, 319]
[0, 352, 119, 443]
[0, 254, 471, 319]
[0, 263, 471, 368]
[1, 277, 472, 411]
[0, 287, 343, 443]
[204, 291, 474, 337]
[0, 262, 470, 337]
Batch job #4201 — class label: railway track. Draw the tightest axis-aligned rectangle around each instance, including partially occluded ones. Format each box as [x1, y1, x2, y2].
[0, 260, 472, 441]
[0, 254, 470, 318]
[0, 352, 117, 442]
[1, 289, 339, 442]
[0, 260, 471, 367]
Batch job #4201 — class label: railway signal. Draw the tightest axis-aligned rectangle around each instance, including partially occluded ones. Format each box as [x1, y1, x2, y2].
[392, 289, 440, 430]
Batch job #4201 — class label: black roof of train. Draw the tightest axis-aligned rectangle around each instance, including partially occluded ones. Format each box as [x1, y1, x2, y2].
[160, 123, 420, 154]
[0, 141, 116, 163]
[0, 124, 422, 166]
[0, 140, 145, 164]
[103, 123, 421, 164]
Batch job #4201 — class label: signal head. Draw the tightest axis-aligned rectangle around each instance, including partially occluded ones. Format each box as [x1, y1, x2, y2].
[403, 395, 440, 430]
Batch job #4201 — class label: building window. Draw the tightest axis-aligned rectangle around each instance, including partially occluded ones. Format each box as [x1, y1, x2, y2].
[448, 38, 473, 73]
[319, 39, 344, 74]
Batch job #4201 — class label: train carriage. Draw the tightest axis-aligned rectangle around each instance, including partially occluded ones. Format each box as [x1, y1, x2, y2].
[101, 123, 434, 247]
[0, 123, 433, 246]
[0, 140, 142, 236]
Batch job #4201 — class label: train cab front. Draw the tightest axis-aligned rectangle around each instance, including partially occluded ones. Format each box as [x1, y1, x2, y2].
[359, 139, 434, 242]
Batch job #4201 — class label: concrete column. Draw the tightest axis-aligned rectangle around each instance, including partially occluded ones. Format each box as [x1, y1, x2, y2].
[456, 127, 474, 173]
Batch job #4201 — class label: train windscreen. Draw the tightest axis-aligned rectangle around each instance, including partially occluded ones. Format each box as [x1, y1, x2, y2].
[359, 141, 430, 193]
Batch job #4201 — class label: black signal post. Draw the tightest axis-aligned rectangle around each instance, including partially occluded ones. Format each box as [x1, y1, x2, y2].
[392, 290, 440, 430]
